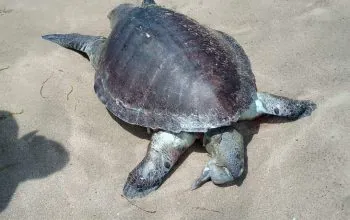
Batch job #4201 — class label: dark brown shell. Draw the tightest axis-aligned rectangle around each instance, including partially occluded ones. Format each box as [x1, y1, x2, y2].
[94, 5, 256, 133]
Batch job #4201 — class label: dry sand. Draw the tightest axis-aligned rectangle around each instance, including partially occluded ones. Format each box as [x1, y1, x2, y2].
[1, 0, 349, 219]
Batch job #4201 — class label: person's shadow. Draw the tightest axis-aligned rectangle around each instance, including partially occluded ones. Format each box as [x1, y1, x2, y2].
[0, 111, 69, 212]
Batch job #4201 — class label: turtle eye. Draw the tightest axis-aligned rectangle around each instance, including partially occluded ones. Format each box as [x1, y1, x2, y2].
[164, 161, 171, 169]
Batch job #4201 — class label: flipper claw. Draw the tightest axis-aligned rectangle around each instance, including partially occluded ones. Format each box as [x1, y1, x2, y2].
[191, 167, 210, 190]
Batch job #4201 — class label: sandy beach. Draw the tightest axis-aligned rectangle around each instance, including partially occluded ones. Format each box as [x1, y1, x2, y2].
[1, 0, 349, 219]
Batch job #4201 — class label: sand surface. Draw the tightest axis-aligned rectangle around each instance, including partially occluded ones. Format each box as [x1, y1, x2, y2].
[1, 0, 349, 219]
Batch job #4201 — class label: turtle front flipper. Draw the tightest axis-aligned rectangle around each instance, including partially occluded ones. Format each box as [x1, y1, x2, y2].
[256, 92, 317, 119]
[123, 131, 196, 198]
[192, 128, 244, 190]
[240, 92, 317, 120]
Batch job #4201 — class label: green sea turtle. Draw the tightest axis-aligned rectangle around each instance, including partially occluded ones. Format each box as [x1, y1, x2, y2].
[42, 0, 316, 198]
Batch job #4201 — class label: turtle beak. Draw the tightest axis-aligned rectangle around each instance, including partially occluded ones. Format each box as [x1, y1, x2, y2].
[122, 152, 167, 198]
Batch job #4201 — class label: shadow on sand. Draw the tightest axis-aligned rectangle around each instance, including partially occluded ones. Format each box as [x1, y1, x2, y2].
[0, 111, 69, 212]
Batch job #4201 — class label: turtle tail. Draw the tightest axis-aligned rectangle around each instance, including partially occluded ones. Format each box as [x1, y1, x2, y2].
[142, 0, 156, 6]
[42, 33, 106, 67]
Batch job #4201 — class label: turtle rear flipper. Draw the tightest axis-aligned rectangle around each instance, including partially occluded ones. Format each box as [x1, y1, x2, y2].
[42, 34, 106, 69]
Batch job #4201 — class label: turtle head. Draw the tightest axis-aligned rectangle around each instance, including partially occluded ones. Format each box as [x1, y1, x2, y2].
[122, 150, 167, 198]
[108, 4, 135, 29]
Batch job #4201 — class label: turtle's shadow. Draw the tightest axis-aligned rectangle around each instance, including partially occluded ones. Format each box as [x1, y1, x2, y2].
[107, 110, 151, 140]
[0, 111, 69, 212]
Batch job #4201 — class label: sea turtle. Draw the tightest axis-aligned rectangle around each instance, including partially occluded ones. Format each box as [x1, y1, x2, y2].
[42, 0, 316, 198]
